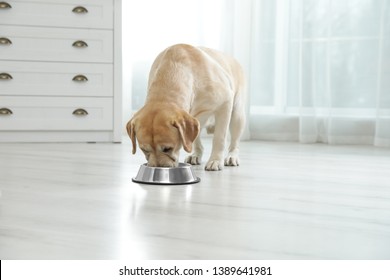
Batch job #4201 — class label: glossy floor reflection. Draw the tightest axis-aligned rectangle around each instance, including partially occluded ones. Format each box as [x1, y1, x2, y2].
[0, 139, 390, 259]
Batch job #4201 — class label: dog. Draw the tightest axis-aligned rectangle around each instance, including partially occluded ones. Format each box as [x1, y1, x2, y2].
[126, 44, 246, 171]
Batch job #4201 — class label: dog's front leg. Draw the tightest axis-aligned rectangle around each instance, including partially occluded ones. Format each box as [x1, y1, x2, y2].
[185, 136, 203, 165]
[185, 114, 209, 165]
[205, 104, 232, 171]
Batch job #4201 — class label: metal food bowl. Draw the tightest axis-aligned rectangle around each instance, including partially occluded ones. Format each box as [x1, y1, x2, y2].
[132, 163, 200, 185]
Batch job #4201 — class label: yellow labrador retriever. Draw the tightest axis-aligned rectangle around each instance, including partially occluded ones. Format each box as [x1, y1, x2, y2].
[126, 44, 246, 171]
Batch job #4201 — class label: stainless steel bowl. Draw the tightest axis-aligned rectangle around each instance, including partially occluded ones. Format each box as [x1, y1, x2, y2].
[132, 163, 200, 185]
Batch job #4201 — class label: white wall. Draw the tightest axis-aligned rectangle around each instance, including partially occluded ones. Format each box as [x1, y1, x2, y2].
[121, 0, 223, 130]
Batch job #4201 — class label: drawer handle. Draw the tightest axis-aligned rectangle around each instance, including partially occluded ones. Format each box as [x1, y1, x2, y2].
[0, 37, 12, 45]
[72, 40, 88, 48]
[73, 108, 88, 116]
[0, 2, 12, 9]
[72, 74, 88, 82]
[0, 73, 13, 80]
[0, 108, 13, 115]
[72, 6, 88, 14]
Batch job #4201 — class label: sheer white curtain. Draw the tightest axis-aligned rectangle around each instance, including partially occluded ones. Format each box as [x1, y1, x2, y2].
[246, 0, 390, 147]
[122, 0, 390, 147]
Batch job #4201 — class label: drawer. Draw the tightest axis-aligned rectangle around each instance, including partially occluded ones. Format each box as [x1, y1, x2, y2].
[0, 96, 113, 130]
[0, 61, 113, 97]
[0, 0, 113, 29]
[0, 26, 113, 63]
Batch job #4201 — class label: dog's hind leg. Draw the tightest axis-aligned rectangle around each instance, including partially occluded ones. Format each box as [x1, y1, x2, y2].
[224, 99, 245, 166]
[205, 116, 215, 134]
[205, 103, 233, 171]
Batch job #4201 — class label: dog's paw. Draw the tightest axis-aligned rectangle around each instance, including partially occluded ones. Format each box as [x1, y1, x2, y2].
[185, 155, 202, 165]
[205, 160, 223, 171]
[224, 155, 240, 166]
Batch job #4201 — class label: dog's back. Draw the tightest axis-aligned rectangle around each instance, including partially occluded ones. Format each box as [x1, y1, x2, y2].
[147, 44, 245, 117]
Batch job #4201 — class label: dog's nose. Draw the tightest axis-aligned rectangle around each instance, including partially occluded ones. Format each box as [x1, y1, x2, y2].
[160, 161, 178, 168]
[158, 161, 177, 167]
[147, 154, 158, 167]
[147, 154, 178, 167]
[148, 161, 178, 168]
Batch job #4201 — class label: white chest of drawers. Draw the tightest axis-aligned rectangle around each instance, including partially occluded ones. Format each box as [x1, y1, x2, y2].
[0, 0, 122, 142]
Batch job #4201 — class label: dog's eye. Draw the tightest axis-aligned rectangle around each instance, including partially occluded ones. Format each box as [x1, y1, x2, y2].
[162, 147, 173, 153]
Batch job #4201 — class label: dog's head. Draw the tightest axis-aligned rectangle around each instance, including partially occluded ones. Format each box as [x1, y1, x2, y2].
[126, 106, 200, 167]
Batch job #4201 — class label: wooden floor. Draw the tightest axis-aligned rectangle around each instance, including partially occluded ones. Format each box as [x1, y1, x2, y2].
[0, 138, 389, 259]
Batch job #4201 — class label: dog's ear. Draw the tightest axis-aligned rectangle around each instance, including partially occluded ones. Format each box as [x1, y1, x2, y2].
[126, 118, 137, 154]
[172, 112, 200, 153]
